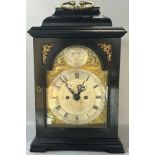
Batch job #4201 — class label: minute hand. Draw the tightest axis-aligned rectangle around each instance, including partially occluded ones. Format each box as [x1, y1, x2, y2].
[60, 78, 75, 95]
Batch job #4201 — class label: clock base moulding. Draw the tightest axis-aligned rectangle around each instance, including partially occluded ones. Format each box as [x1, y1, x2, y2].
[30, 137, 124, 153]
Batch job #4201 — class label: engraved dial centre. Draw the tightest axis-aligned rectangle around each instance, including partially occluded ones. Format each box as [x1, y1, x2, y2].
[64, 45, 88, 68]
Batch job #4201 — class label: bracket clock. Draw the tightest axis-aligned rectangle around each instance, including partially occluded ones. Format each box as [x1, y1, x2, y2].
[28, 0, 127, 153]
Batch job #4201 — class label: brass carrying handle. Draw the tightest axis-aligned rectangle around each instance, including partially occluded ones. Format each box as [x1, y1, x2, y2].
[61, 1, 94, 10]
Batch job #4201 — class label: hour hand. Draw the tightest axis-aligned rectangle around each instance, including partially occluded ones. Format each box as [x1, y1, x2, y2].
[77, 75, 89, 94]
[77, 85, 86, 94]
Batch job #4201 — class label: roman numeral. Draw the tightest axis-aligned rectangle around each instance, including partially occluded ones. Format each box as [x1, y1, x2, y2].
[75, 72, 79, 79]
[86, 75, 90, 81]
[64, 113, 68, 119]
[87, 114, 90, 118]
[93, 84, 98, 89]
[55, 85, 60, 88]
[52, 84, 60, 88]
[63, 75, 68, 81]
[96, 96, 101, 99]
[75, 116, 78, 121]
[52, 96, 58, 99]
[55, 105, 61, 111]
[93, 105, 99, 110]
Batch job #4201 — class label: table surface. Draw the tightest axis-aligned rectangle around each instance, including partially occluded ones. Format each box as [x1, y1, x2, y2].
[26, 123, 129, 155]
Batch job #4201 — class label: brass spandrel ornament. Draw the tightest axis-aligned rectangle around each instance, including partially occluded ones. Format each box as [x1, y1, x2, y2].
[98, 43, 112, 64]
[42, 43, 53, 64]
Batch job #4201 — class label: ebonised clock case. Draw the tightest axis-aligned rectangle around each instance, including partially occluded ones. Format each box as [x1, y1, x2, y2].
[28, 7, 127, 153]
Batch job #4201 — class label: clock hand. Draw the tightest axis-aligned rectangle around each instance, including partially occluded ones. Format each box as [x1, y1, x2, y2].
[77, 75, 89, 94]
[60, 78, 75, 95]
[60, 78, 82, 101]
[77, 85, 86, 94]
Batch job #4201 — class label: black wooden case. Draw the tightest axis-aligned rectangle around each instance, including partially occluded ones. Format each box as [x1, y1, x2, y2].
[28, 7, 126, 153]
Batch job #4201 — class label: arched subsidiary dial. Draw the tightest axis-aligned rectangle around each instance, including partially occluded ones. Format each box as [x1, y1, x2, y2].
[63, 45, 89, 68]
[47, 69, 107, 125]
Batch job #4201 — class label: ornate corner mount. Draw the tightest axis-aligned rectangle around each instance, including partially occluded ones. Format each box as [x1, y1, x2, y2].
[98, 43, 112, 64]
[42, 43, 53, 65]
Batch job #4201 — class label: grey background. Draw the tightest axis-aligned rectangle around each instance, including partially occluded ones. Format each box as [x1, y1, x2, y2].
[26, 0, 129, 154]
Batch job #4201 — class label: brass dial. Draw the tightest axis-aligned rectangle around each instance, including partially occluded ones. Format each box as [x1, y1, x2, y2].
[46, 45, 108, 126]
[47, 69, 107, 125]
